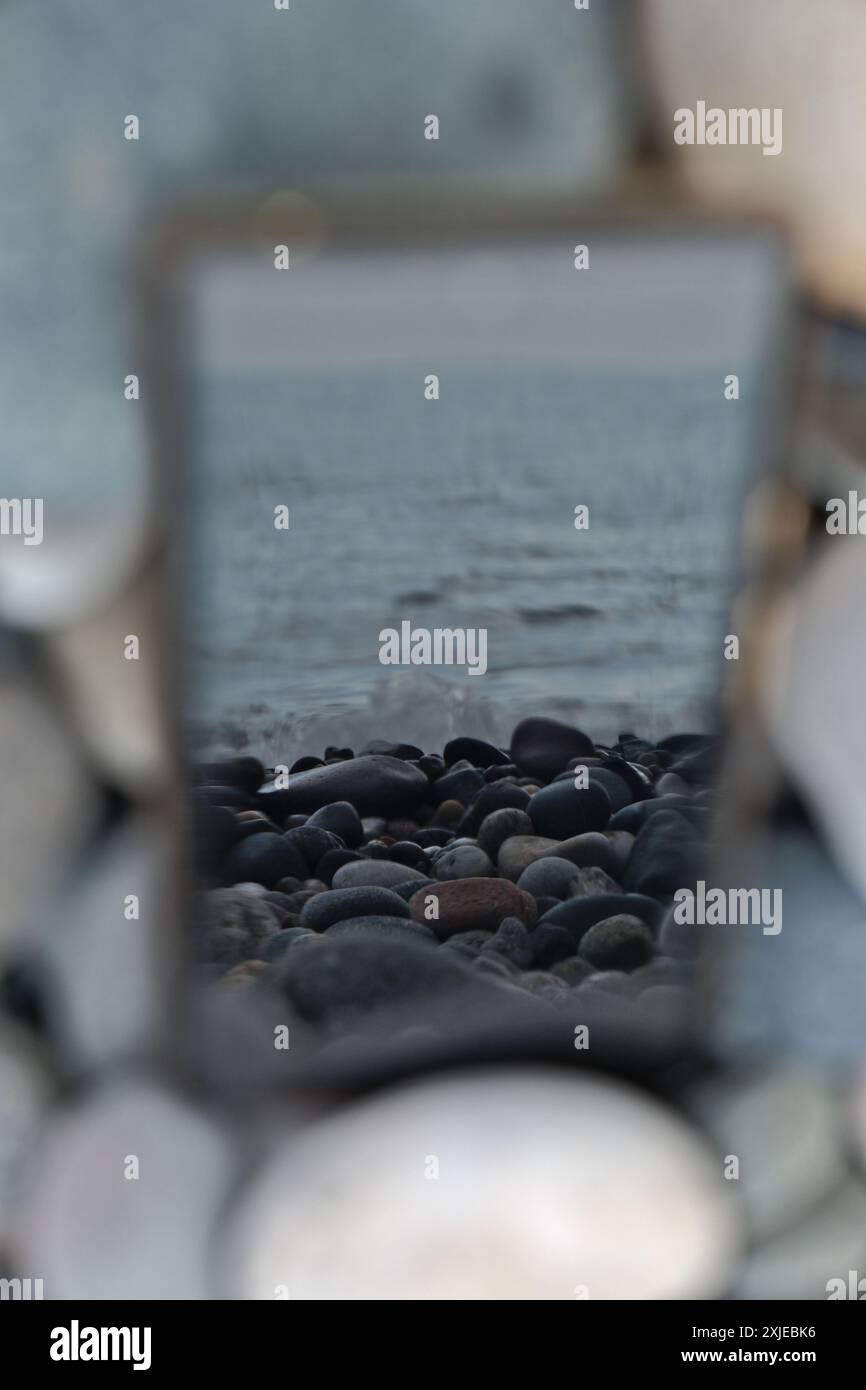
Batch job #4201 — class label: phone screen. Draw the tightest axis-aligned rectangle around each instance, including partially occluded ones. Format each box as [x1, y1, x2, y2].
[167, 207, 790, 1074]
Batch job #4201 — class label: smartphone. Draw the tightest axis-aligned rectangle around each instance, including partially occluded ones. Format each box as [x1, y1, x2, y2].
[143, 189, 793, 1089]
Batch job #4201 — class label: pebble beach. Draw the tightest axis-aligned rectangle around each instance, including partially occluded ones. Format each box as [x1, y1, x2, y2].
[192, 715, 714, 1036]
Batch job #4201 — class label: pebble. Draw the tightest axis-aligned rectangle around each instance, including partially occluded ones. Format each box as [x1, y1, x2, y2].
[539, 831, 613, 871]
[603, 830, 635, 878]
[256, 928, 315, 961]
[409, 877, 536, 938]
[527, 780, 611, 840]
[198, 757, 264, 794]
[258, 754, 427, 818]
[587, 766, 635, 813]
[314, 848, 362, 886]
[195, 888, 282, 966]
[509, 716, 596, 781]
[571, 865, 623, 897]
[430, 799, 465, 828]
[326, 916, 437, 943]
[414, 828, 454, 848]
[283, 825, 344, 872]
[577, 915, 654, 972]
[198, 784, 255, 811]
[306, 801, 364, 848]
[275, 934, 473, 1023]
[622, 810, 704, 899]
[433, 844, 494, 881]
[476, 808, 534, 859]
[472, 954, 514, 980]
[531, 922, 577, 968]
[538, 892, 662, 943]
[495, 834, 561, 881]
[386, 878, 437, 902]
[222, 833, 308, 890]
[667, 744, 718, 786]
[655, 772, 693, 798]
[388, 840, 429, 870]
[608, 795, 695, 834]
[457, 782, 530, 836]
[444, 930, 495, 953]
[443, 737, 510, 768]
[384, 818, 419, 840]
[430, 768, 485, 806]
[551, 957, 594, 986]
[480, 916, 534, 970]
[483, 763, 520, 782]
[299, 886, 411, 933]
[517, 856, 582, 899]
[331, 860, 429, 891]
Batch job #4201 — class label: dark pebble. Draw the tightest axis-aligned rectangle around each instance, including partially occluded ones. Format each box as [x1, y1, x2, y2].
[256, 927, 315, 961]
[359, 740, 425, 760]
[230, 819, 278, 843]
[572, 865, 623, 896]
[510, 716, 596, 780]
[443, 929, 495, 953]
[483, 763, 520, 782]
[258, 754, 428, 818]
[198, 757, 264, 794]
[443, 737, 510, 768]
[531, 922, 577, 968]
[273, 876, 305, 895]
[195, 888, 282, 966]
[331, 859, 429, 890]
[551, 957, 594, 986]
[414, 828, 454, 848]
[389, 840, 429, 870]
[198, 784, 255, 811]
[476, 807, 534, 860]
[306, 801, 364, 848]
[387, 878, 437, 902]
[433, 844, 494, 880]
[417, 754, 446, 780]
[222, 833, 308, 890]
[283, 825, 344, 872]
[527, 780, 611, 840]
[587, 766, 635, 814]
[458, 782, 530, 837]
[314, 848, 362, 886]
[517, 856, 582, 899]
[275, 934, 472, 1023]
[538, 892, 663, 943]
[430, 767, 485, 806]
[290, 755, 324, 774]
[480, 916, 534, 969]
[622, 810, 704, 899]
[608, 795, 705, 834]
[299, 885, 412, 933]
[577, 914, 654, 972]
[326, 916, 436, 942]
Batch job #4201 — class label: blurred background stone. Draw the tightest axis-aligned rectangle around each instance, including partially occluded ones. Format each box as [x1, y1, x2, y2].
[226, 1069, 740, 1300]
